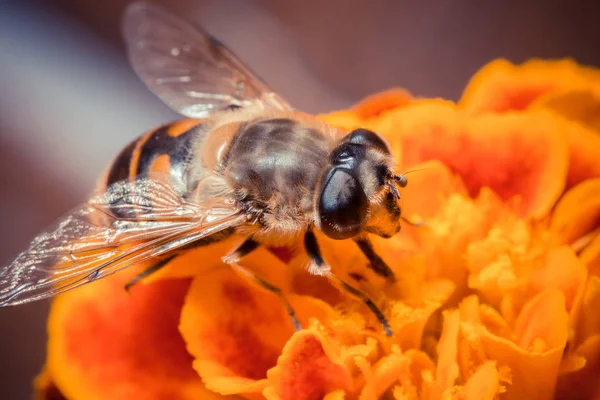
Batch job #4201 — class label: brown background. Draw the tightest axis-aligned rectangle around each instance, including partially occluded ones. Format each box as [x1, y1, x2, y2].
[1, 1, 599, 399]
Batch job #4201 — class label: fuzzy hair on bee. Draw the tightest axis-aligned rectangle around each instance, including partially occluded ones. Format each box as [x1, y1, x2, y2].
[0, 1, 411, 337]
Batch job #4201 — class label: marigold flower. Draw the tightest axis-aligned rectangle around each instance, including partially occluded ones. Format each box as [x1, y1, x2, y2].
[36, 59, 600, 400]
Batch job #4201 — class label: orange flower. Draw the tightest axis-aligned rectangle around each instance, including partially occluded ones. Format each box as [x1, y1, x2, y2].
[37, 59, 600, 400]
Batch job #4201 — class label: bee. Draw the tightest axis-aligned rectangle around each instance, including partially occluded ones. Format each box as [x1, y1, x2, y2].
[0, 2, 409, 336]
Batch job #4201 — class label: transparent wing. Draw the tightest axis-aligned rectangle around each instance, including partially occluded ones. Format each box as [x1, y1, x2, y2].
[122, 1, 292, 117]
[0, 178, 246, 306]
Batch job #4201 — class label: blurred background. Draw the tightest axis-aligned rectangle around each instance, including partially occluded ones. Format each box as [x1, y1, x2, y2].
[1, 0, 599, 398]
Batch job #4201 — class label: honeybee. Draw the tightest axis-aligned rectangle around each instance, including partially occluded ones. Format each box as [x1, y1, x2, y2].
[0, 2, 409, 336]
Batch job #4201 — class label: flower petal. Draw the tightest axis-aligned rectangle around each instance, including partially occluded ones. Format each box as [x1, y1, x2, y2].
[145, 238, 240, 282]
[462, 361, 501, 400]
[34, 369, 67, 400]
[581, 233, 600, 277]
[389, 280, 455, 351]
[372, 101, 569, 218]
[427, 310, 460, 398]
[551, 178, 600, 245]
[350, 88, 413, 119]
[556, 335, 600, 400]
[264, 329, 353, 400]
[530, 90, 600, 188]
[530, 89, 600, 132]
[576, 276, 600, 348]
[400, 160, 468, 221]
[319, 111, 364, 132]
[460, 59, 600, 115]
[46, 271, 214, 400]
[480, 289, 568, 400]
[533, 246, 587, 329]
[179, 248, 335, 396]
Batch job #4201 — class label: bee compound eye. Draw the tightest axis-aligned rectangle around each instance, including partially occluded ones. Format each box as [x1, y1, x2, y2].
[317, 168, 368, 240]
[344, 128, 391, 154]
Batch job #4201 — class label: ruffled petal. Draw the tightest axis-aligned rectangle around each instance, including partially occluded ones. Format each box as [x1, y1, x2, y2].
[179, 248, 335, 396]
[556, 335, 600, 400]
[389, 280, 455, 351]
[400, 160, 468, 222]
[462, 361, 501, 400]
[528, 90, 600, 189]
[551, 178, 600, 245]
[372, 101, 569, 218]
[34, 369, 67, 400]
[480, 289, 569, 400]
[319, 111, 364, 133]
[530, 89, 600, 131]
[581, 233, 600, 277]
[533, 246, 588, 331]
[264, 329, 353, 400]
[350, 88, 413, 119]
[576, 276, 600, 349]
[460, 59, 600, 115]
[46, 271, 214, 400]
[428, 311, 460, 398]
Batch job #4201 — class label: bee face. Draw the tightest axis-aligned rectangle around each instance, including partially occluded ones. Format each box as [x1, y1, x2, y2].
[316, 128, 405, 240]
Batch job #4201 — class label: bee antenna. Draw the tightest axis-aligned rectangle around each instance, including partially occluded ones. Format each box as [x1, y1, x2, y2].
[402, 167, 431, 176]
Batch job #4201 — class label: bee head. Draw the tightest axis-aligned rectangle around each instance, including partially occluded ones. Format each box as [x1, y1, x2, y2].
[315, 128, 406, 240]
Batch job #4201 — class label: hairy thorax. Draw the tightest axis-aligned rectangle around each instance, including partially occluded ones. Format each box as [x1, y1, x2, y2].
[224, 116, 336, 243]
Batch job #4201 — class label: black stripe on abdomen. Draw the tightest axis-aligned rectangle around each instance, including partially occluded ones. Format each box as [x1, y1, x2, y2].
[106, 138, 138, 186]
[136, 125, 197, 188]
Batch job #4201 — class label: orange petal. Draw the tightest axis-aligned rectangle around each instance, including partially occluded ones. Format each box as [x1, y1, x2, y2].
[480, 289, 568, 400]
[581, 233, 600, 277]
[556, 335, 600, 400]
[146, 238, 240, 282]
[373, 101, 569, 218]
[533, 246, 587, 322]
[429, 310, 460, 398]
[576, 276, 600, 347]
[34, 369, 67, 400]
[319, 110, 365, 132]
[460, 58, 600, 115]
[179, 248, 335, 396]
[357, 347, 404, 400]
[357, 348, 435, 400]
[530, 89, 600, 132]
[264, 329, 353, 400]
[400, 160, 468, 221]
[46, 271, 215, 400]
[559, 117, 600, 189]
[551, 178, 600, 245]
[463, 361, 501, 400]
[350, 88, 413, 119]
[390, 280, 455, 351]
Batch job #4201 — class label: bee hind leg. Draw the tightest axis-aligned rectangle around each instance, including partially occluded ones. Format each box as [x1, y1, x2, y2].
[223, 237, 302, 332]
[124, 254, 177, 293]
[304, 231, 393, 337]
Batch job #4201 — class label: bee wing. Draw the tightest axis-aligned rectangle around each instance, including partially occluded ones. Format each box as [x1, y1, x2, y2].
[0, 178, 246, 306]
[122, 1, 292, 117]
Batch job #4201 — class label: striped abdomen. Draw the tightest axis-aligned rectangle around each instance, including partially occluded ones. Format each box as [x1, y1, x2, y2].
[102, 119, 203, 191]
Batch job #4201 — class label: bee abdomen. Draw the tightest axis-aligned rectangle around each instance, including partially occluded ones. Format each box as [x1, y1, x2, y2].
[103, 119, 203, 189]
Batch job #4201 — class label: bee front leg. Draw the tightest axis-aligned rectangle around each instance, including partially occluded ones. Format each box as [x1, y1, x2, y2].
[223, 237, 302, 332]
[353, 236, 396, 282]
[303, 231, 393, 337]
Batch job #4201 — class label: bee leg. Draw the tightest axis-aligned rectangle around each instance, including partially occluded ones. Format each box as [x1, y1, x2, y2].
[124, 254, 177, 293]
[304, 231, 393, 337]
[223, 238, 302, 332]
[353, 236, 396, 282]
